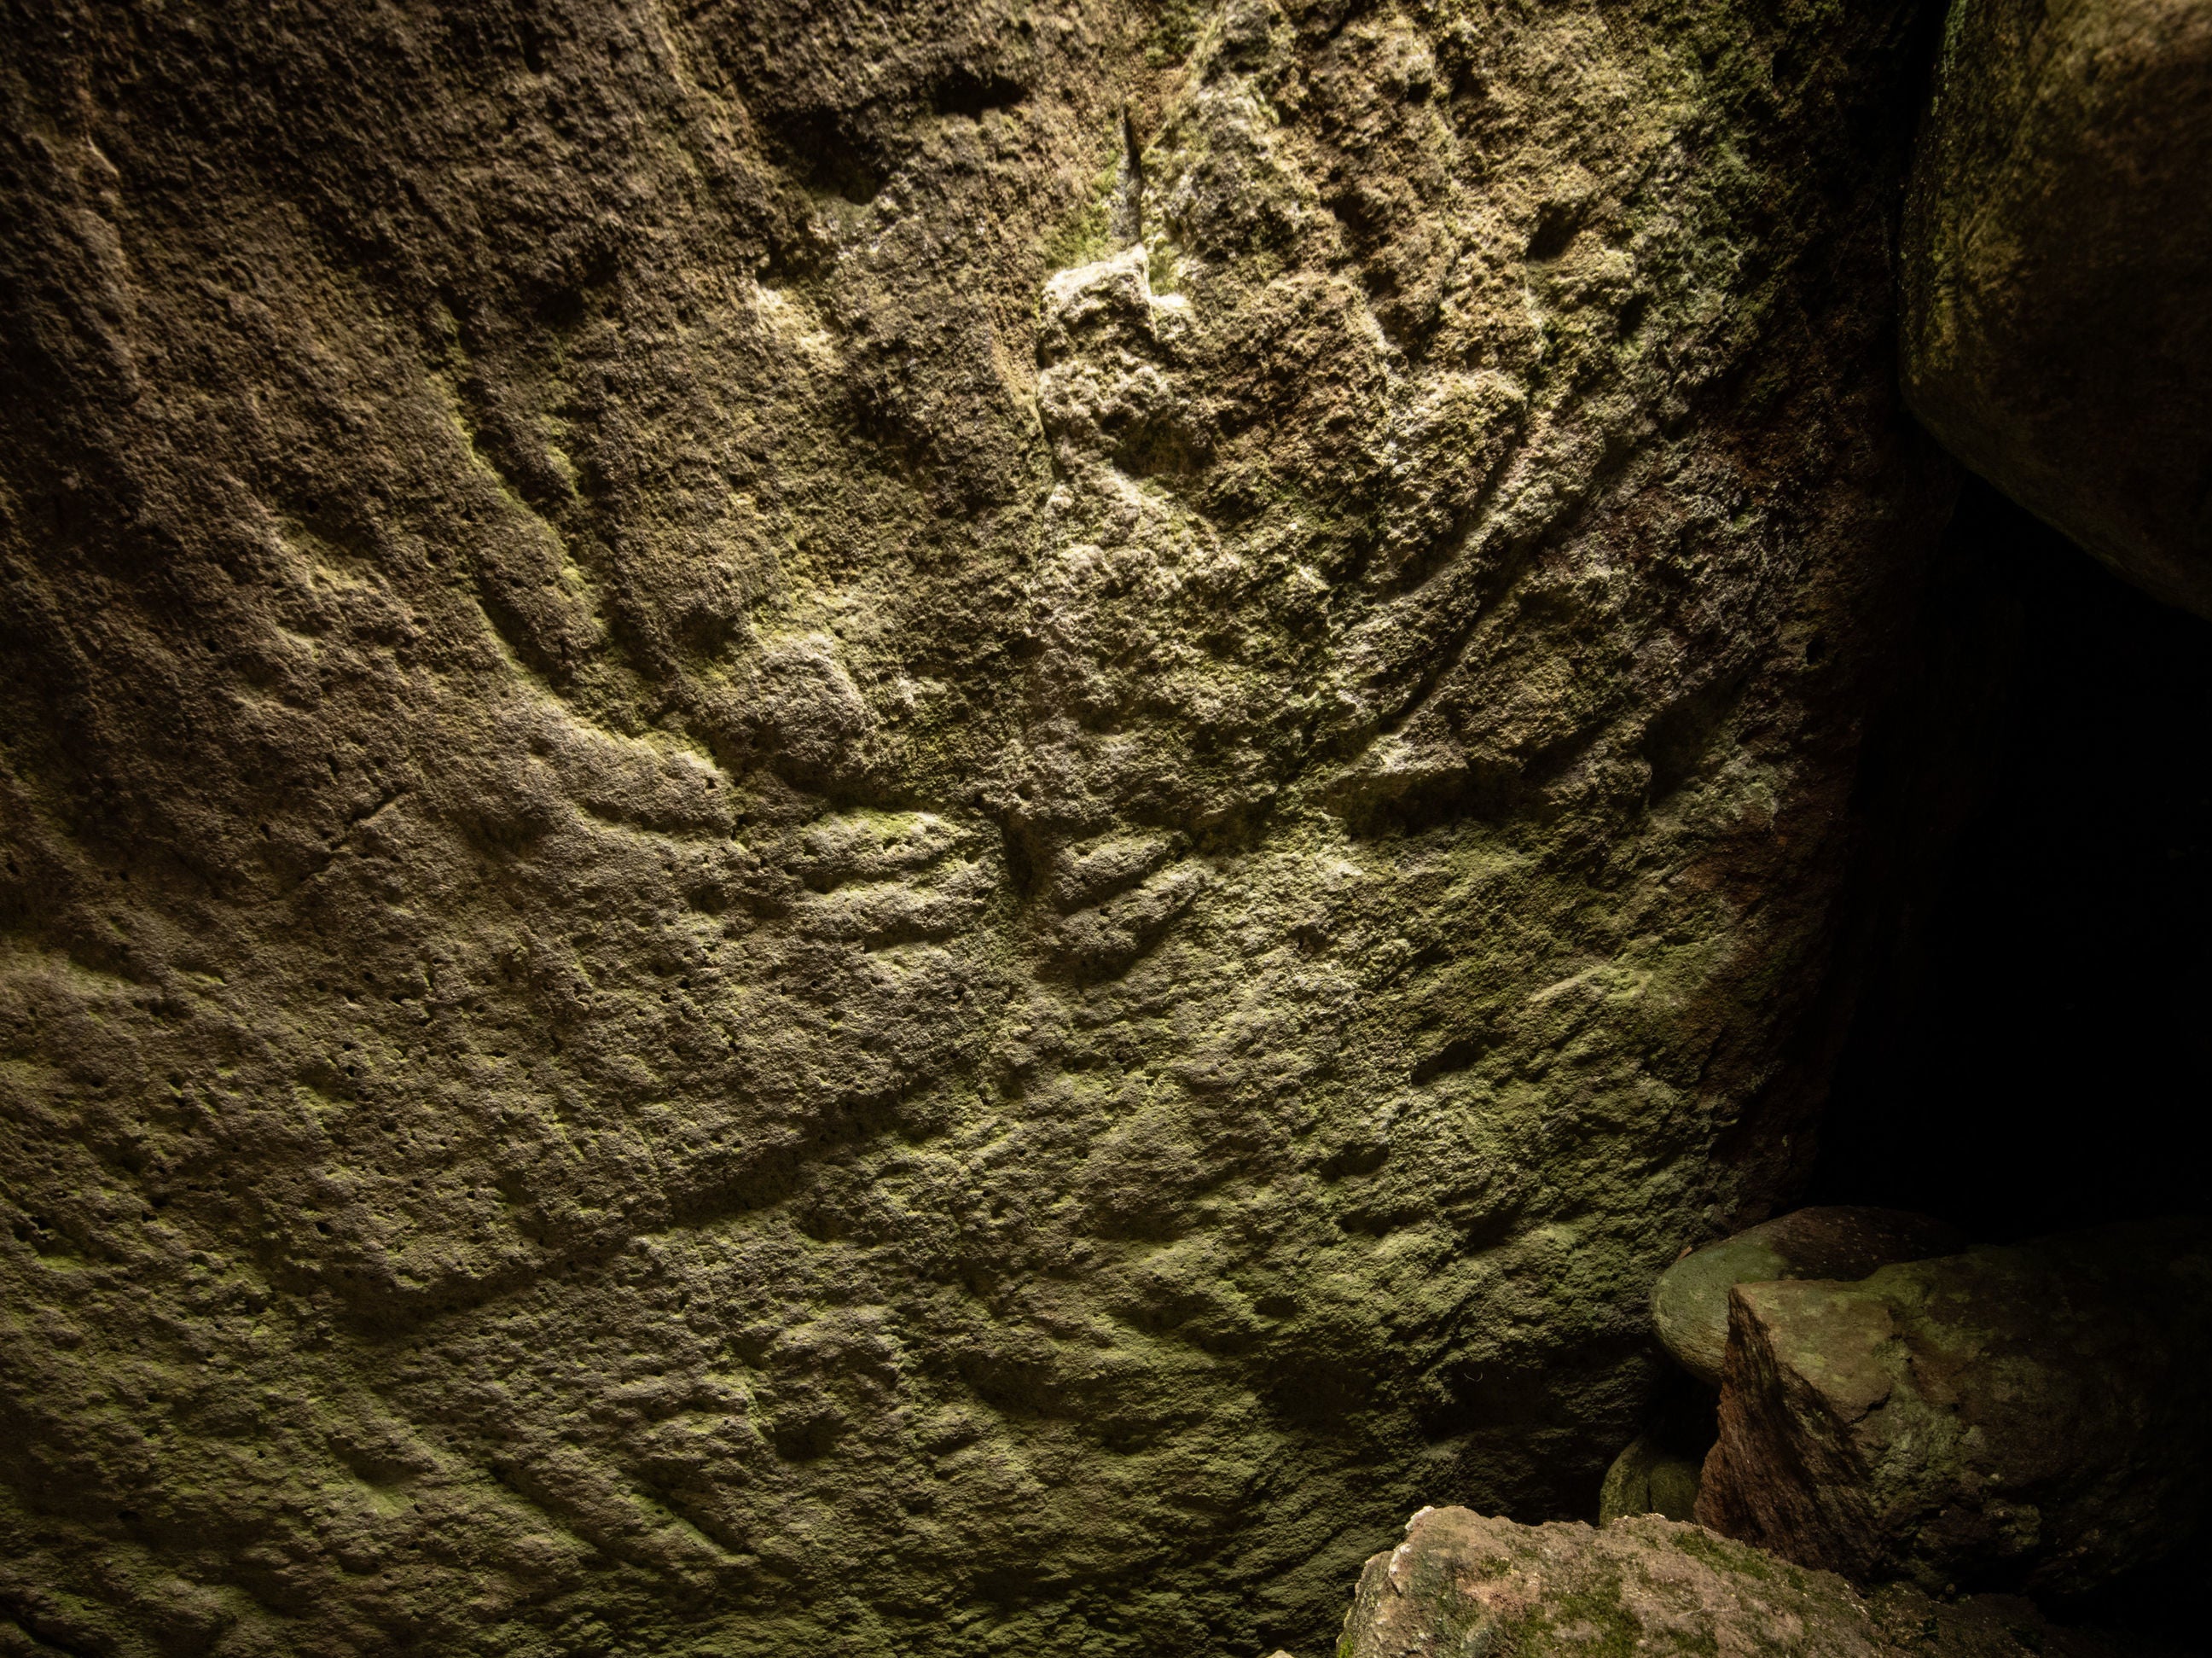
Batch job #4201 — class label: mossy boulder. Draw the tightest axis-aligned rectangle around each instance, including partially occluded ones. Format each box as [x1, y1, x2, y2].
[1338, 1507, 2163, 1658]
[1652, 1205, 1963, 1385]
[1902, 0, 2212, 615]
[1698, 1219, 2212, 1597]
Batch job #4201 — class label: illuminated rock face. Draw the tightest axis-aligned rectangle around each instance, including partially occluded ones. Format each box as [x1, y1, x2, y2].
[0, 0, 1939, 1651]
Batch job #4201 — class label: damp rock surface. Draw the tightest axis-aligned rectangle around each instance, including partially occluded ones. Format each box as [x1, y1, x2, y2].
[1652, 1205, 1965, 1385]
[1338, 1507, 2162, 1658]
[1697, 1219, 2212, 1599]
[0, 0, 1942, 1652]
[1902, 0, 2212, 617]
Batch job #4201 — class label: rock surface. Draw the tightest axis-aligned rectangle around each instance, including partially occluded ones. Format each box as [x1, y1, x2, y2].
[1338, 1506, 2157, 1658]
[1653, 1205, 1965, 1384]
[1697, 1219, 2212, 1598]
[0, 0, 1942, 1651]
[1901, 0, 2212, 617]
[1598, 1434, 1703, 1524]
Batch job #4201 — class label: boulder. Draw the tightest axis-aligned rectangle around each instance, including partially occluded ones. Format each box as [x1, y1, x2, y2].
[1653, 1207, 1965, 1385]
[1599, 1434, 1704, 1524]
[1901, 0, 2212, 617]
[1696, 1218, 2212, 1597]
[1338, 1506, 2161, 1658]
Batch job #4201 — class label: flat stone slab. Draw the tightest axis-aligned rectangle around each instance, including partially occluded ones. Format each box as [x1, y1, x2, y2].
[1652, 1207, 1965, 1385]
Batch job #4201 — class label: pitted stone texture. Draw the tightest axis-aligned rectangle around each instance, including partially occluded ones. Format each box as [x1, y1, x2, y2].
[1902, 0, 2212, 617]
[1339, 1508, 2158, 1658]
[0, 0, 1939, 1652]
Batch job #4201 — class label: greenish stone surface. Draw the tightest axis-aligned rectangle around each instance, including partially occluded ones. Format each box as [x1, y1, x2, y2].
[1338, 1507, 2166, 1658]
[0, 0, 1942, 1651]
[1698, 1219, 2212, 1599]
[1652, 1205, 1962, 1385]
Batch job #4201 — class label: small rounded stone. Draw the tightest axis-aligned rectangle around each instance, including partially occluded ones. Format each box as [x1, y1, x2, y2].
[1599, 1434, 1703, 1524]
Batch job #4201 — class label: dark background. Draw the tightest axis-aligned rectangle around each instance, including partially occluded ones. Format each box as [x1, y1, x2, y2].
[1815, 476, 2212, 1241]
[1809, 474, 2211, 1641]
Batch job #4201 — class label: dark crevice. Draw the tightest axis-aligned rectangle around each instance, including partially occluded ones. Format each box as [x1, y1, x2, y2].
[1815, 480, 2212, 1241]
[1808, 476, 2212, 1644]
[1410, 1033, 1489, 1086]
[927, 67, 1029, 120]
[774, 108, 891, 205]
